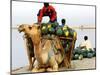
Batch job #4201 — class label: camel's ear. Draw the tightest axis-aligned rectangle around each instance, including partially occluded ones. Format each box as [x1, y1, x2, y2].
[37, 25, 40, 29]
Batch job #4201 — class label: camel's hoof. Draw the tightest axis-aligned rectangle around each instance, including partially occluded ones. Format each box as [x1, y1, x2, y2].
[38, 68, 46, 72]
[46, 68, 53, 72]
[32, 68, 46, 72]
[66, 64, 71, 68]
[32, 68, 38, 72]
[46, 68, 58, 72]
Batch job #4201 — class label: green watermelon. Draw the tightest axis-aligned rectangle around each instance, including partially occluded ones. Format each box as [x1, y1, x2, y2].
[87, 49, 93, 53]
[78, 54, 83, 60]
[51, 22, 59, 28]
[48, 27, 55, 34]
[62, 25, 68, 31]
[74, 54, 79, 60]
[81, 50, 88, 58]
[64, 30, 69, 37]
[92, 50, 96, 57]
[47, 24, 52, 28]
[56, 28, 63, 36]
[41, 26, 48, 34]
[87, 53, 93, 58]
[74, 48, 82, 54]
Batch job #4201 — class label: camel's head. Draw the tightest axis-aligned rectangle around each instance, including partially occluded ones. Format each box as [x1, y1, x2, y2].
[18, 24, 41, 44]
[18, 24, 32, 33]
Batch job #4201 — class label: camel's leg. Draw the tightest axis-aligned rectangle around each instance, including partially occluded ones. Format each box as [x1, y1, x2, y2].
[32, 60, 39, 72]
[32, 60, 45, 72]
[24, 38, 33, 70]
[38, 68, 46, 72]
[32, 67, 45, 72]
[49, 56, 58, 71]
[64, 51, 71, 68]
[69, 40, 76, 68]
[65, 40, 76, 68]
[46, 68, 53, 71]
[28, 56, 33, 70]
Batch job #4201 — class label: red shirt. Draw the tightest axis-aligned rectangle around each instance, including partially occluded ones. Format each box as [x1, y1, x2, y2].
[38, 5, 57, 23]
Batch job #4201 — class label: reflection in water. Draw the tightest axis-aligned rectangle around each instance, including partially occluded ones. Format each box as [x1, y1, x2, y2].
[12, 29, 95, 69]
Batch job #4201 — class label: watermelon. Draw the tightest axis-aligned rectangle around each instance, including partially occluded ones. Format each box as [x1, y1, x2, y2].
[51, 22, 59, 28]
[81, 50, 88, 58]
[62, 25, 68, 31]
[41, 26, 48, 34]
[73, 31, 77, 38]
[48, 27, 55, 34]
[74, 48, 82, 54]
[93, 50, 96, 57]
[47, 24, 52, 28]
[87, 53, 93, 58]
[78, 54, 83, 60]
[56, 28, 63, 36]
[74, 54, 79, 60]
[87, 49, 93, 53]
[64, 30, 69, 37]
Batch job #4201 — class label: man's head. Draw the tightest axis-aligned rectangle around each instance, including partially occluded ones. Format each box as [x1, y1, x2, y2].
[44, 2, 49, 7]
[61, 19, 66, 25]
[84, 36, 88, 41]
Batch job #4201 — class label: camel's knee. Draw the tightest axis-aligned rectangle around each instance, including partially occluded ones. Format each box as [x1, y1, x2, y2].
[49, 56, 58, 71]
[53, 64, 58, 71]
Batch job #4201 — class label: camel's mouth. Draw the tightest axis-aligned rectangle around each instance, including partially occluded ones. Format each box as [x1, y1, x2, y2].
[18, 27, 25, 33]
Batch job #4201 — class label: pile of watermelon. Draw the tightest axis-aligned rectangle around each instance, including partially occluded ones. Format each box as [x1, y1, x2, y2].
[72, 47, 96, 60]
[41, 22, 77, 38]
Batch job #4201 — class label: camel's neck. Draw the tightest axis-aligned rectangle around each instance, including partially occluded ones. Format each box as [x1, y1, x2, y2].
[32, 35, 42, 56]
[34, 42, 41, 54]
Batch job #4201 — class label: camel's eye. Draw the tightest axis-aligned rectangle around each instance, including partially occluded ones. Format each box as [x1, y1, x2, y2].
[28, 26, 32, 30]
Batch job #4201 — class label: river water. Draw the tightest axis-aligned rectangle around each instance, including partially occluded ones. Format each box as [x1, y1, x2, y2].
[12, 29, 96, 69]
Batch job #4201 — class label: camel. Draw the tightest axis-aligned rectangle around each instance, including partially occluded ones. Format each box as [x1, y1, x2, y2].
[18, 24, 35, 70]
[18, 24, 65, 72]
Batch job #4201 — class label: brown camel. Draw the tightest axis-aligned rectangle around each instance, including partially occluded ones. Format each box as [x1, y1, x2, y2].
[18, 24, 65, 72]
[18, 24, 35, 70]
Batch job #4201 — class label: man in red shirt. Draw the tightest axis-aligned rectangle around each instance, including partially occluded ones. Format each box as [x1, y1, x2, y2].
[37, 3, 57, 25]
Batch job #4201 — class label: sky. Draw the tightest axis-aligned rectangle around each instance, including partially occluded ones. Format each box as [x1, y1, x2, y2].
[12, 1, 95, 27]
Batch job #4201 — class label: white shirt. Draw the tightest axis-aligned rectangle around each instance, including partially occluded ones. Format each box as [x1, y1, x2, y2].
[80, 40, 93, 50]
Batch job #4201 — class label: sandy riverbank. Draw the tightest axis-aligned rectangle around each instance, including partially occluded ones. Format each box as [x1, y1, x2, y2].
[11, 57, 96, 74]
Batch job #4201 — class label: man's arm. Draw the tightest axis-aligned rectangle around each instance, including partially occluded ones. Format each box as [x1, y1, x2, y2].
[38, 9, 43, 24]
[50, 6, 57, 22]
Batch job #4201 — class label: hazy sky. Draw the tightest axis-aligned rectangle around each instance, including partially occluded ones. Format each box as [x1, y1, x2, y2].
[12, 1, 95, 27]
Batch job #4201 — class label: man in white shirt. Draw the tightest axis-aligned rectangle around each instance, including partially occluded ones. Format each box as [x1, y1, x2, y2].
[79, 36, 93, 50]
